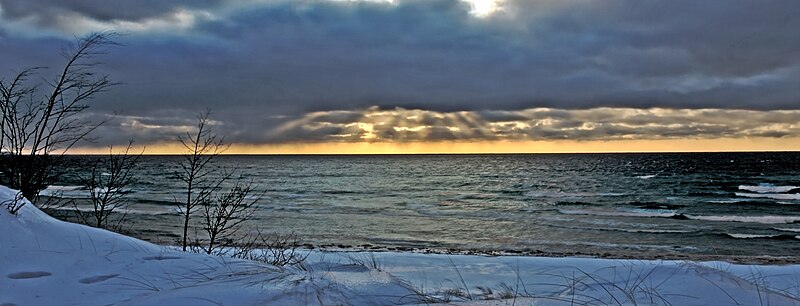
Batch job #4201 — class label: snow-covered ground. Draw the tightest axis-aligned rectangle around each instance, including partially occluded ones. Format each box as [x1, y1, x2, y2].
[2, 184, 800, 305]
[0, 186, 416, 305]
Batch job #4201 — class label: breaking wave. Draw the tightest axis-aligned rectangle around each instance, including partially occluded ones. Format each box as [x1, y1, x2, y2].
[689, 215, 800, 224]
[558, 209, 677, 218]
[739, 184, 799, 193]
[735, 192, 800, 200]
[773, 228, 800, 233]
[725, 233, 800, 240]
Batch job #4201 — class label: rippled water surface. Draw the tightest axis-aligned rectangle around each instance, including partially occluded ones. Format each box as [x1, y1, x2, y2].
[48, 153, 800, 258]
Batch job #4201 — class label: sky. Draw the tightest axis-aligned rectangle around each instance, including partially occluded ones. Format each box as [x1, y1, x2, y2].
[1, 0, 799, 153]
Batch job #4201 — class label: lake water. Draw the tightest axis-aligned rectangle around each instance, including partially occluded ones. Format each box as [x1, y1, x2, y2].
[45, 153, 800, 261]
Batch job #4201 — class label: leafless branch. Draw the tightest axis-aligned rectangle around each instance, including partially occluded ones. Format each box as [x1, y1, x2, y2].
[177, 111, 231, 251]
[77, 140, 142, 229]
[0, 32, 118, 209]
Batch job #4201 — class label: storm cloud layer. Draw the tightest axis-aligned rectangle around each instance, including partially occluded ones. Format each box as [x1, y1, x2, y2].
[1, 0, 800, 146]
[269, 107, 800, 143]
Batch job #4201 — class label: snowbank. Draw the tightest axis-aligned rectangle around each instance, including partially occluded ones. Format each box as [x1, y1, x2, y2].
[310, 251, 800, 305]
[2, 184, 800, 305]
[0, 185, 416, 305]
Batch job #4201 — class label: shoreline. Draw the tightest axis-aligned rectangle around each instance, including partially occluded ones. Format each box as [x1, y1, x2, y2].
[42, 203, 800, 266]
[290, 243, 800, 265]
[9, 187, 800, 305]
[43, 207, 800, 265]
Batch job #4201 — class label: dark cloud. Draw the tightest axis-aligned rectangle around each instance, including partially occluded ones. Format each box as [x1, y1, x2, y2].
[0, 0, 219, 24]
[1, 0, 799, 146]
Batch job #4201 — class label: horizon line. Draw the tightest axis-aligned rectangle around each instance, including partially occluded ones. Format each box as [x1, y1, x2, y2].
[61, 150, 800, 156]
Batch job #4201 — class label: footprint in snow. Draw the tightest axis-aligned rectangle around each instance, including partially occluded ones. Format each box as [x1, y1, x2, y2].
[142, 255, 182, 261]
[7, 271, 52, 279]
[79, 274, 120, 284]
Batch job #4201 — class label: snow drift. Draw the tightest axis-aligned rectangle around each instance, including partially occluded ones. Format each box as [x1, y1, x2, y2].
[0, 185, 417, 305]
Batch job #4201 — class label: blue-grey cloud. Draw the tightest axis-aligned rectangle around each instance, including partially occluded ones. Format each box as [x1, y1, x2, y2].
[0, 0, 219, 24]
[1, 0, 799, 146]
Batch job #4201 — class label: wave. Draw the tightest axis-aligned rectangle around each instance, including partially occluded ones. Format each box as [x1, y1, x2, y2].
[707, 199, 790, 206]
[558, 209, 677, 218]
[631, 201, 685, 210]
[688, 215, 800, 224]
[546, 223, 693, 234]
[554, 201, 593, 206]
[735, 192, 800, 200]
[623, 228, 693, 234]
[688, 191, 729, 197]
[322, 190, 361, 195]
[52, 206, 176, 216]
[137, 198, 180, 206]
[41, 185, 83, 191]
[595, 227, 692, 234]
[725, 233, 800, 240]
[39, 185, 85, 197]
[597, 193, 628, 197]
[40, 185, 139, 198]
[560, 208, 800, 224]
[527, 191, 627, 198]
[636, 174, 657, 179]
[708, 199, 761, 204]
[738, 183, 799, 194]
[773, 228, 800, 233]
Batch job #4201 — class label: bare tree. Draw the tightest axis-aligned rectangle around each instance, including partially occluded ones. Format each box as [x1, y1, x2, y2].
[0, 33, 117, 211]
[77, 141, 141, 230]
[198, 178, 259, 255]
[177, 111, 229, 251]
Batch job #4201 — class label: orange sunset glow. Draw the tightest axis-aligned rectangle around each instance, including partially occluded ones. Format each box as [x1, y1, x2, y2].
[70, 137, 800, 155]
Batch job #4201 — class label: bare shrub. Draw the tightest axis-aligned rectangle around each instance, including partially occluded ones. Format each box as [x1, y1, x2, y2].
[344, 252, 383, 271]
[2, 191, 27, 214]
[76, 141, 141, 230]
[198, 178, 258, 255]
[232, 229, 310, 267]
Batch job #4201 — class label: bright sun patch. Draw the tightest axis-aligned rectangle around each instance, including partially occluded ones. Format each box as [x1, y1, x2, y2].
[463, 0, 503, 16]
[337, 0, 503, 16]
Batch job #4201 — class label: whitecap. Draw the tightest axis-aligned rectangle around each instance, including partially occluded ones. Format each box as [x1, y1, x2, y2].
[525, 191, 626, 198]
[558, 209, 677, 218]
[709, 199, 796, 204]
[725, 233, 800, 240]
[636, 174, 657, 179]
[53, 206, 173, 216]
[687, 215, 800, 224]
[735, 192, 800, 200]
[39, 185, 84, 197]
[726, 233, 780, 239]
[597, 192, 627, 197]
[94, 187, 109, 194]
[42, 185, 83, 191]
[738, 183, 799, 193]
[617, 228, 692, 234]
[708, 199, 746, 204]
[773, 228, 800, 233]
